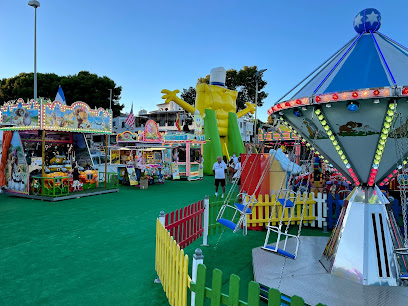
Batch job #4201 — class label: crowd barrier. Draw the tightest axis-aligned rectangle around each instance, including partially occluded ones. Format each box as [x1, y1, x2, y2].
[155, 219, 191, 306]
[155, 196, 327, 305]
[165, 200, 205, 248]
[207, 192, 328, 235]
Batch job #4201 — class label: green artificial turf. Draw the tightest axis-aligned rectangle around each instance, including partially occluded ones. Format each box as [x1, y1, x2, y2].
[0, 176, 234, 305]
[0, 176, 329, 305]
[182, 215, 330, 304]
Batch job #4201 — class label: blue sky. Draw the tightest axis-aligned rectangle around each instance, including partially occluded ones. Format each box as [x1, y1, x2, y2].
[2, 0, 408, 121]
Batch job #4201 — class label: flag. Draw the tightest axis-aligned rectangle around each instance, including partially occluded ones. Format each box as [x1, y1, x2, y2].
[125, 103, 135, 129]
[55, 85, 66, 104]
[175, 113, 181, 132]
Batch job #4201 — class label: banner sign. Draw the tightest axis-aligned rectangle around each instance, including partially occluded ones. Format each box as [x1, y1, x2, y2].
[43, 101, 112, 133]
[1, 99, 112, 134]
[0, 99, 40, 130]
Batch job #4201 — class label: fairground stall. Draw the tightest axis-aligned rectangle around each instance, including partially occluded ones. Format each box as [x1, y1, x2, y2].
[115, 119, 205, 183]
[114, 120, 170, 186]
[0, 99, 118, 201]
[164, 132, 205, 181]
[257, 126, 302, 163]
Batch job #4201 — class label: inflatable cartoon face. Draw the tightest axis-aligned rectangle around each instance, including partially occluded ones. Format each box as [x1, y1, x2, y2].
[195, 84, 238, 136]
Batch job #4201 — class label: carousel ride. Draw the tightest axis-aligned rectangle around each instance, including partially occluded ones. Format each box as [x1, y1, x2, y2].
[254, 8, 408, 305]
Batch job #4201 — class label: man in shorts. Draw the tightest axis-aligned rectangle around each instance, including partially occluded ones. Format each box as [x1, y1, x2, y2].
[213, 156, 227, 198]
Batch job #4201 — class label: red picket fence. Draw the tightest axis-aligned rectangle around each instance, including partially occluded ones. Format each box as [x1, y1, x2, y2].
[165, 200, 204, 249]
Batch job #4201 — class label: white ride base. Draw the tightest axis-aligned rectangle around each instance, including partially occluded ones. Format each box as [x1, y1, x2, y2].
[253, 236, 408, 306]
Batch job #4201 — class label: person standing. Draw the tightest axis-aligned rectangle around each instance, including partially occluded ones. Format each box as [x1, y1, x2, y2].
[232, 152, 239, 165]
[198, 153, 204, 180]
[233, 156, 242, 190]
[134, 154, 142, 183]
[223, 155, 228, 166]
[213, 156, 227, 198]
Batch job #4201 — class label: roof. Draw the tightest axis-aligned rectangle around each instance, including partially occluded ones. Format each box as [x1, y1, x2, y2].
[276, 10, 408, 104]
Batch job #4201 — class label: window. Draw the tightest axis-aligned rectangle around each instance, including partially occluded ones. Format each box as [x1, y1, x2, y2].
[190, 148, 201, 162]
[87, 174, 93, 180]
[177, 148, 187, 162]
[113, 121, 116, 127]
[240, 122, 243, 128]
[122, 122, 125, 128]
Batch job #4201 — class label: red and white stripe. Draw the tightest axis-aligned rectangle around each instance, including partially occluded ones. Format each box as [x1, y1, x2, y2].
[125, 103, 135, 128]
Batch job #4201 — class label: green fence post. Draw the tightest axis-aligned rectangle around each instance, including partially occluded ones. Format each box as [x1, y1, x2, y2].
[210, 268, 223, 306]
[290, 295, 304, 306]
[194, 264, 207, 306]
[268, 288, 281, 306]
[228, 274, 240, 305]
[247, 281, 260, 306]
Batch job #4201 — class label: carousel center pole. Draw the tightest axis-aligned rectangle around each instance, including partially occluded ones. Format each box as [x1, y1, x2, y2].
[105, 134, 108, 188]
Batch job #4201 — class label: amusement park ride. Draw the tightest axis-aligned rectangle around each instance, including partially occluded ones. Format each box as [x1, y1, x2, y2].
[218, 8, 408, 305]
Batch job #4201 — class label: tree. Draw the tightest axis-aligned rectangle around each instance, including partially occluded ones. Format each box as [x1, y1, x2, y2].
[180, 66, 268, 111]
[0, 71, 124, 116]
[180, 86, 196, 106]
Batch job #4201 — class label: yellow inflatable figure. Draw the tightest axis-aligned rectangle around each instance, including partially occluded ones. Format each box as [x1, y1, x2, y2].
[161, 67, 256, 174]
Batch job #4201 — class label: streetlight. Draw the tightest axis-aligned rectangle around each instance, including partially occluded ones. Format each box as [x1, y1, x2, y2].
[28, 0, 40, 101]
[254, 68, 267, 144]
[108, 88, 113, 109]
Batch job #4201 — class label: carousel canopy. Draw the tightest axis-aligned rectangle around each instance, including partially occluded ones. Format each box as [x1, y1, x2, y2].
[268, 8, 408, 187]
[276, 8, 408, 104]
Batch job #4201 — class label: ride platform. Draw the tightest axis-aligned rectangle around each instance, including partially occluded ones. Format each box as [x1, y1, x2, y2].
[3, 188, 119, 202]
[253, 236, 408, 306]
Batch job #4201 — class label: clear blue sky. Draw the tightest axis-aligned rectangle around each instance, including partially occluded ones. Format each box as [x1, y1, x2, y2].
[2, 0, 407, 120]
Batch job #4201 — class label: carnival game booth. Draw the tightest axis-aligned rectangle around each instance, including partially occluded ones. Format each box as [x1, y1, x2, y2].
[163, 132, 205, 181]
[258, 125, 301, 160]
[115, 120, 205, 184]
[115, 120, 170, 186]
[0, 99, 118, 201]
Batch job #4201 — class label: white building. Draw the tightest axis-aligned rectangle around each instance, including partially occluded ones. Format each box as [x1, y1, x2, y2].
[238, 116, 254, 142]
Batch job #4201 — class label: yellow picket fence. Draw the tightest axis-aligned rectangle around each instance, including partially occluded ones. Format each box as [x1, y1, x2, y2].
[247, 193, 316, 229]
[155, 219, 191, 306]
